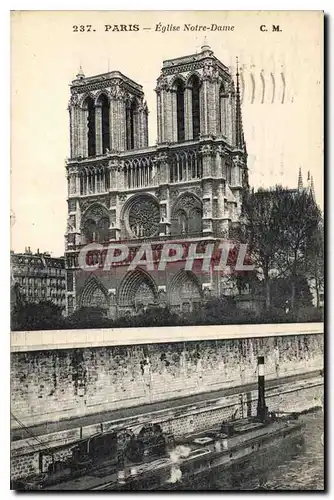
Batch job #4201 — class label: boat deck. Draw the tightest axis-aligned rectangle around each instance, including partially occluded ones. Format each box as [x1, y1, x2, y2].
[45, 419, 302, 490]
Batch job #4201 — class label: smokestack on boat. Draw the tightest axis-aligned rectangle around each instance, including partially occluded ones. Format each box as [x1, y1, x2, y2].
[117, 470, 126, 483]
[257, 356, 267, 422]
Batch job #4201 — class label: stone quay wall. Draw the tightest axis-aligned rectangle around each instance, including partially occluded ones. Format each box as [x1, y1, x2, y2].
[11, 324, 323, 428]
[11, 323, 323, 480]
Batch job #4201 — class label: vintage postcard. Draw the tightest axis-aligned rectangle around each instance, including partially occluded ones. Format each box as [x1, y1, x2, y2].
[10, 11, 324, 491]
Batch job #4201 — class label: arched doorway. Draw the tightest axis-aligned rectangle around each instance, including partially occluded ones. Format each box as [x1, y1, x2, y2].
[168, 270, 203, 311]
[117, 269, 158, 312]
[80, 276, 109, 313]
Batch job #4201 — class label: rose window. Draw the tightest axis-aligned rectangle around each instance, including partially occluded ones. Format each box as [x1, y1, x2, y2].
[128, 196, 160, 238]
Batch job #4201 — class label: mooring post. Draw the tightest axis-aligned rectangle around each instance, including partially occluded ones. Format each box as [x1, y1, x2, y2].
[257, 355, 266, 422]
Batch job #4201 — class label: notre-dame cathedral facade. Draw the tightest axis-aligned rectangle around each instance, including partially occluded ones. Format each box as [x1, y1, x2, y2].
[65, 40, 248, 317]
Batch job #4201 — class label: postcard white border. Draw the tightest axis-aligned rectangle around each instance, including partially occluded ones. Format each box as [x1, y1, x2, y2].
[5, 2, 330, 498]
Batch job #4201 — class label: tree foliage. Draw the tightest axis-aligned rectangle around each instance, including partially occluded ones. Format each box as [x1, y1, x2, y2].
[11, 300, 65, 331]
[275, 189, 322, 309]
[11, 295, 323, 332]
[242, 186, 322, 310]
[66, 307, 111, 329]
[304, 221, 324, 309]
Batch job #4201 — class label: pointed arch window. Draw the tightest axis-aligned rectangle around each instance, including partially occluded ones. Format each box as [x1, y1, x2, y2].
[189, 75, 201, 140]
[219, 83, 229, 136]
[81, 277, 109, 311]
[175, 79, 185, 142]
[171, 194, 203, 236]
[99, 95, 110, 153]
[126, 99, 137, 150]
[82, 213, 110, 244]
[83, 96, 96, 157]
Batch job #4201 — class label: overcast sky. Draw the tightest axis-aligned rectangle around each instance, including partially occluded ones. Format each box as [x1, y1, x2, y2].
[11, 11, 323, 256]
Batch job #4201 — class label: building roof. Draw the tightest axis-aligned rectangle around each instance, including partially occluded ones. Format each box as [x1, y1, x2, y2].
[11, 251, 65, 270]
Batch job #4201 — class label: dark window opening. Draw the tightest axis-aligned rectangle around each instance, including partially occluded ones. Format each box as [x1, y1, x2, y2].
[126, 100, 137, 150]
[219, 84, 228, 134]
[86, 97, 96, 157]
[191, 77, 201, 140]
[176, 81, 185, 142]
[100, 95, 110, 153]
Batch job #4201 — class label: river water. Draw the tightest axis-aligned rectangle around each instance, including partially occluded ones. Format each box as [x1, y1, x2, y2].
[182, 411, 324, 491]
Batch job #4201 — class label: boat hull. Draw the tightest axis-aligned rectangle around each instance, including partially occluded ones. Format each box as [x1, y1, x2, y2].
[93, 420, 305, 491]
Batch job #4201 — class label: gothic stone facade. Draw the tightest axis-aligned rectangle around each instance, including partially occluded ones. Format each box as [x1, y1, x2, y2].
[65, 42, 248, 317]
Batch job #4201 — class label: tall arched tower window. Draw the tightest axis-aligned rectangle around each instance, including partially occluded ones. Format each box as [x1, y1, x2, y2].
[175, 79, 185, 142]
[219, 83, 228, 136]
[126, 99, 137, 150]
[189, 75, 201, 140]
[83, 96, 96, 157]
[100, 94, 110, 153]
